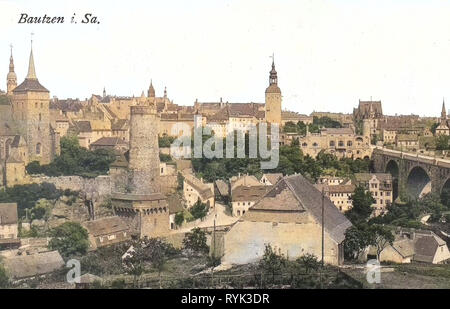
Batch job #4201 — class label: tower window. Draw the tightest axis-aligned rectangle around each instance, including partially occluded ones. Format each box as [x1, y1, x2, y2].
[36, 143, 41, 155]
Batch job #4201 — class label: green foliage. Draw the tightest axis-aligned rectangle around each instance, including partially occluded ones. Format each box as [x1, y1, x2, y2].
[190, 200, 209, 220]
[296, 253, 321, 273]
[159, 135, 175, 148]
[435, 135, 450, 150]
[345, 186, 375, 224]
[123, 238, 177, 288]
[174, 212, 184, 227]
[370, 193, 448, 228]
[159, 153, 172, 162]
[370, 225, 394, 261]
[0, 183, 64, 218]
[30, 199, 52, 221]
[430, 122, 439, 135]
[343, 224, 375, 260]
[312, 116, 342, 129]
[26, 136, 116, 177]
[259, 244, 287, 284]
[110, 279, 126, 289]
[48, 222, 89, 258]
[79, 242, 131, 276]
[183, 227, 209, 255]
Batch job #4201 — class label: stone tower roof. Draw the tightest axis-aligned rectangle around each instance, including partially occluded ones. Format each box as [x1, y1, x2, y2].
[13, 45, 49, 93]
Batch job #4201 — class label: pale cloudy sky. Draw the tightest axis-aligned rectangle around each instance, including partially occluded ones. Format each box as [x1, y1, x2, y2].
[1, 0, 450, 116]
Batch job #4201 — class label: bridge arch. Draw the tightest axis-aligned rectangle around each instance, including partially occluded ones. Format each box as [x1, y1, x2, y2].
[406, 166, 432, 199]
[441, 177, 450, 207]
[385, 160, 399, 200]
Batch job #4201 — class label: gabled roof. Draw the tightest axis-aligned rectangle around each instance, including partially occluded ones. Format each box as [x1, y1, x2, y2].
[232, 185, 272, 202]
[0, 203, 18, 225]
[90, 137, 127, 147]
[3, 250, 64, 279]
[183, 173, 214, 200]
[82, 216, 128, 237]
[414, 236, 441, 263]
[73, 120, 92, 133]
[261, 173, 283, 185]
[13, 78, 49, 93]
[230, 175, 260, 191]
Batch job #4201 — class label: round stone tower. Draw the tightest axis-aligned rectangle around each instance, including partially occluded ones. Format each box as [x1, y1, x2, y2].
[128, 105, 161, 194]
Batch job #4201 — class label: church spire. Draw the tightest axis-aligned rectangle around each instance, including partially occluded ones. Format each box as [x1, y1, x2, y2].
[269, 53, 278, 85]
[9, 45, 14, 72]
[26, 40, 37, 80]
[7, 44, 17, 95]
[148, 79, 155, 98]
[442, 98, 447, 120]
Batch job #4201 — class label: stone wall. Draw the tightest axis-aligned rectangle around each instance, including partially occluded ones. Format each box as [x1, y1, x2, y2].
[30, 175, 111, 197]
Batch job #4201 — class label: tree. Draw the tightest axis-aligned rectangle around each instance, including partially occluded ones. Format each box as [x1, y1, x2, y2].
[370, 225, 394, 262]
[345, 186, 375, 224]
[435, 135, 450, 151]
[259, 244, 287, 284]
[26, 136, 116, 178]
[430, 122, 439, 135]
[343, 224, 375, 260]
[174, 212, 184, 227]
[182, 227, 209, 256]
[31, 198, 52, 221]
[190, 200, 209, 220]
[122, 240, 147, 288]
[296, 254, 320, 274]
[142, 238, 174, 289]
[48, 222, 89, 258]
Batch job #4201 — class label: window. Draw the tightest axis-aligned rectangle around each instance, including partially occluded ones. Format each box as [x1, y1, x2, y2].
[329, 141, 335, 147]
[36, 143, 41, 155]
[347, 141, 352, 147]
[338, 141, 344, 147]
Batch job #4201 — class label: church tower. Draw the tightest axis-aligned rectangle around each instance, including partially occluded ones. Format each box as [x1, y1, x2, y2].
[12, 42, 52, 164]
[265, 56, 282, 124]
[148, 80, 155, 98]
[6, 46, 17, 95]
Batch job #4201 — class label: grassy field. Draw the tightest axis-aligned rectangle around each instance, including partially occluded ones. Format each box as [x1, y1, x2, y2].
[342, 263, 450, 289]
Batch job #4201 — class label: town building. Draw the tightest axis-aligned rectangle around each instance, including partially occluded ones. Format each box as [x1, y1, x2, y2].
[221, 174, 352, 266]
[89, 136, 128, 153]
[0, 203, 19, 249]
[395, 134, 419, 150]
[297, 127, 371, 159]
[315, 183, 356, 213]
[354, 173, 393, 216]
[82, 216, 130, 250]
[0, 250, 64, 280]
[231, 185, 271, 217]
[0, 43, 60, 187]
[435, 100, 450, 136]
[182, 172, 215, 209]
[365, 229, 450, 264]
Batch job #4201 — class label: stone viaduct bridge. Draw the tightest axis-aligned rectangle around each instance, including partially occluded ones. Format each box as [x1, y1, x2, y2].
[372, 147, 450, 200]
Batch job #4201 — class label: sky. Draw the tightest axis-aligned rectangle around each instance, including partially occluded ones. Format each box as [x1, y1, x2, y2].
[1, 0, 450, 117]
